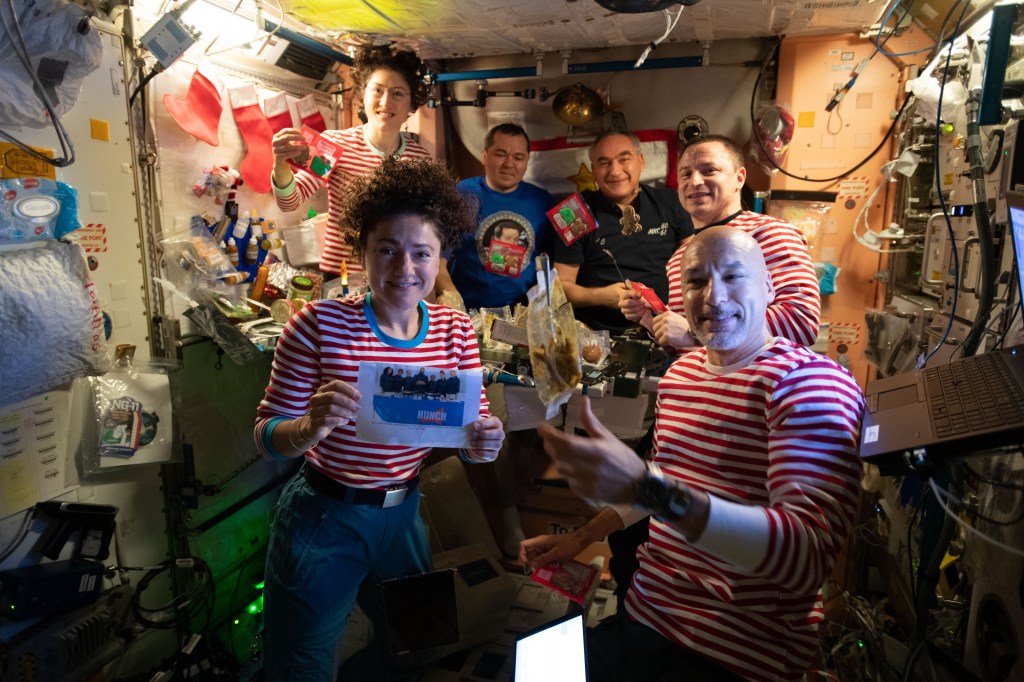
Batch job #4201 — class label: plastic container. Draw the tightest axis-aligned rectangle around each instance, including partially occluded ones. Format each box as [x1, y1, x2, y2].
[289, 275, 314, 301]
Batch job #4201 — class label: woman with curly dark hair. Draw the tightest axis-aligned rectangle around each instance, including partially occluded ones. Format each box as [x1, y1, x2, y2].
[255, 157, 504, 682]
[270, 44, 432, 280]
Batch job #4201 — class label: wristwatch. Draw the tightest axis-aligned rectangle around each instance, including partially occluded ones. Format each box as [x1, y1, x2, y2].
[633, 461, 691, 522]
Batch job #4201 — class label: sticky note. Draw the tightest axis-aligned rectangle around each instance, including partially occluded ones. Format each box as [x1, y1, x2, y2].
[90, 118, 110, 142]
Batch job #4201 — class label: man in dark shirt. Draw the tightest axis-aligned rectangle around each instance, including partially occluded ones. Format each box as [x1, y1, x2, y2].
[550, 131, 693, 332]
[446, 371, 460, 400]
[413, 368, 428, 398]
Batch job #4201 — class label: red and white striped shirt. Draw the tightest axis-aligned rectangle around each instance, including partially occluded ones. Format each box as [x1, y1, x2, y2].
[272, 125, 431, 276]
[625, 338, 864, 682]
[665, 212, 821, 347]
[254, 294, 488, 488]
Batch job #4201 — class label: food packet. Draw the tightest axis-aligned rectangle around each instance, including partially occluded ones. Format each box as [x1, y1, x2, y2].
[437, 288, 467, 314]
[161, 216, 245, 295]
[527, 256, 582, 417]
[547, 193, 597, 246]
[577, 327, 611, 367]
[480, 305, 512, 350]
[84, 344, 177, 475]
[531, 559, 599, 605]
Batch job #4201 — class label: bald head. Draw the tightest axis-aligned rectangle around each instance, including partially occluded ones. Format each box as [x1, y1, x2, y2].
[682, 226, 774, 365]
[683, 226, 768, 276]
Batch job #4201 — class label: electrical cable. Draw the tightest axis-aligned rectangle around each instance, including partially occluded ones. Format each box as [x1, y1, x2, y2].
[749, 40, 912, 183]
[129, 557, 215, 631]
[826, 100, 844, 135]
[904, 467, 959, 682]
[961, 457, 1024, 525]
[919, 0, 974, 367]
[906, 487, 930, 599]
[943, 260, 1016, 359]
[0, 507, 35, 564]
[984, 128, 1005, 175]
[633, 5, 685, 69]
[129, 65, 163, 107]
[0, 0, 76, 167]
[960, 89, 997, 357]
[852, 159, 927, 253]
[928, 476, 1024, 557]
[963, 457, 1024, 491]
[824, 0, 913, 113]
[874, 0, 959, 58]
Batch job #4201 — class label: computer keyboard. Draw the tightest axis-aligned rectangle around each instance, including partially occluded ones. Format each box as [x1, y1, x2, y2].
[925, 353, 1024, 437]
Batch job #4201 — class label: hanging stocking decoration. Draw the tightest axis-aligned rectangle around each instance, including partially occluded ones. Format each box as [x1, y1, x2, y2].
[228, 84, 274, 194]
[162, 63, 222, 146]
[262, 92, 295, 133]
[295, 93, 327, 133]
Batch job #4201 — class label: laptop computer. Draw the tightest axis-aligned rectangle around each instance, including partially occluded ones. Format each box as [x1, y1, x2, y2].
[859, 191, 1024, 471]
[379, 568, 459, 655]
[513, 611, 588, 682]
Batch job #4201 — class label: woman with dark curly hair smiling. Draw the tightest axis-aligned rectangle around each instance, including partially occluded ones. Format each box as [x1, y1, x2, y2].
[255, 158, 505, 681]
[270, 44, 433, 280]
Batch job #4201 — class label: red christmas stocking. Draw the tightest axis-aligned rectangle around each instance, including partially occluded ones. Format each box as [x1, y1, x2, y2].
[296, 93, 327, 133]
[229, 84, 274, 194]
[263, 92, 295, 133]
[163, 64, 222, 146]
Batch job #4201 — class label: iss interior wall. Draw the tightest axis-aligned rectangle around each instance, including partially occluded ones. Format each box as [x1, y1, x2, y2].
[773, 33, 904, 387]
[0, 24, 168, 588]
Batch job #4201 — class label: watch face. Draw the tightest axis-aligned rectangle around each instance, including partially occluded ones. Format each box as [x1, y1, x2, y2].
[635, 475, 669, 512]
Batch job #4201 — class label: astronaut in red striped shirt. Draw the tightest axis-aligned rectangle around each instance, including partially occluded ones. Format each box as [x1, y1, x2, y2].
[256, 158, 504, 681]
[619, 134, 821, 349]
[522, 226, 864, 682]
[271, 45, 432, 278]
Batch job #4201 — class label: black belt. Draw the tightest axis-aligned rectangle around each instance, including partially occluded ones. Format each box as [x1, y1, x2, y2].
[303, 466, 418, 508]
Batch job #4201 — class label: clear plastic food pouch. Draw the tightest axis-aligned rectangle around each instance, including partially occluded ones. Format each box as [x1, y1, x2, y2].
[527, 255, 582, 418]
[84, 344, 177, 475]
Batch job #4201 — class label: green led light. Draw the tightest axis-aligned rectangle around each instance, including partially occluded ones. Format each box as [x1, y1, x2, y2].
[858, 639, 864, 648]
[245, 593, 265, 615]
[254, 581, 265, 590]
[234, 619, 240, 625]
[940, 123, 955, 135]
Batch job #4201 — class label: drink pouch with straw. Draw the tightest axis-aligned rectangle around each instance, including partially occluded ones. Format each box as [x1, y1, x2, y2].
[527, 255, 582, 418]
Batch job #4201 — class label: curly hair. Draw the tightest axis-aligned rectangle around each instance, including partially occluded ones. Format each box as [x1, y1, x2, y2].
[341, 157, 474, 257]
[351, 45, 430, 113]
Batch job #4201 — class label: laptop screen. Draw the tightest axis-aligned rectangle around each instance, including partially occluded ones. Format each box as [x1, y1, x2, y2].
[379, 568, 459, 655]
[514, 612, 588, 682]
[1006, 191, 1024, 319]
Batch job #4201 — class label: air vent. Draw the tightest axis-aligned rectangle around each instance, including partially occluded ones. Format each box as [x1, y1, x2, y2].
[275, 42, 332, 81]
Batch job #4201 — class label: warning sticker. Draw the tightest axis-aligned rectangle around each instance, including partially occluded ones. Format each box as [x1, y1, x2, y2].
[837, 176, 870, 199]
[78, 223, 107, 253]
[828, 322, 860, 344]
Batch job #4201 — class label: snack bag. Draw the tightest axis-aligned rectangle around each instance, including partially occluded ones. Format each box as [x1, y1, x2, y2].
[486, 239, 526, 277]
[629, 280, 667, 313]
[88, 344, 173, 469]
[547, 193, 597, 246]
[531, 559, 599, 605]
[296, 125, 341, 185]
[527, 255, 582, 417]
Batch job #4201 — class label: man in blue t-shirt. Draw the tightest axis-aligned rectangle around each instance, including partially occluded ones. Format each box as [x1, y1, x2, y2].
[435, 123, 556, 310]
